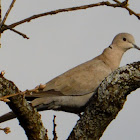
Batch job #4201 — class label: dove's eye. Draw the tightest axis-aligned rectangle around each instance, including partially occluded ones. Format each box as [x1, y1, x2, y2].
[123, 38, 126, 41]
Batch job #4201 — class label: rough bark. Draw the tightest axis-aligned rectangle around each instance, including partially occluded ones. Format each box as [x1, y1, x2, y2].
[0, 76, 48, 140]
[68, 61, 140, 140]
[0, 61, 139, 140]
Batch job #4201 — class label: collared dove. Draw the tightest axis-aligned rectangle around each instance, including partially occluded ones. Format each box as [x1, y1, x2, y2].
[0, 33, 139, 123]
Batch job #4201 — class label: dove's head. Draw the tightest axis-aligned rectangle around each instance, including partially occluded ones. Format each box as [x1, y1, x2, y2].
[111, 33, 140, 52]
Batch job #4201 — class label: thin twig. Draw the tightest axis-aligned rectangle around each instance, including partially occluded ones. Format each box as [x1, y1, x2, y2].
[0, 83, 45, 101]
[53, 115, 57, 140]
[113, 0, 140, 19]
[0, 0, 16, 27]
[0, 127, 11, 134]
[0, 91, 25, 102]
[4, 24, 29, 39]
[3, 1, 128, 30]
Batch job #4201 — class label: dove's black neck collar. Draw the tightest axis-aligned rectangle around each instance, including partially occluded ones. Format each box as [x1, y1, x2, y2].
[109, 45, 113, 49]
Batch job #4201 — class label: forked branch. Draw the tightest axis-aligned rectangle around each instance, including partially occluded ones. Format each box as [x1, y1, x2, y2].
[1, 0, 140, 33]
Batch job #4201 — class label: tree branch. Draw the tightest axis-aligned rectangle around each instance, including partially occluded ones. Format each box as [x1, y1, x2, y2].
[3, 24, 29, 39]
[0, 76, 48, 140]
[68, 61, 140, 140]
[53, 115, 58, 140]
[2, 0, 138, 33]
[0, 0, 16, 28]
[114, 0, 140, 19]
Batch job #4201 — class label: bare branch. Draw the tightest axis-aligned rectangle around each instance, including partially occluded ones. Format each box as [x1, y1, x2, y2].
[1, 0, 132, 32]
[0, 127, 11, 134]
[114, 0, 140, 19]
[53, 115, 58, 140]
[0, 0, 29, 39]
[0, 91, 24, 102]
[0, 83, 46, 103]
[0, 0, 16, 27]
[3, 25, 29, 39]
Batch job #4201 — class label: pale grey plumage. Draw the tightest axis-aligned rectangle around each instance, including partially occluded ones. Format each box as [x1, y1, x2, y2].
[0, 33, 139, 123]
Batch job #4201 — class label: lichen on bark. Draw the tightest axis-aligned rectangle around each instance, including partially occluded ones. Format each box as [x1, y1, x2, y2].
[0, 76, 48, 140]
[68, 61, 140, 140]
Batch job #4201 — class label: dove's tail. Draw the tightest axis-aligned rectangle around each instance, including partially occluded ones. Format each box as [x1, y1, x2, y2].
[0, 111, 16, 123]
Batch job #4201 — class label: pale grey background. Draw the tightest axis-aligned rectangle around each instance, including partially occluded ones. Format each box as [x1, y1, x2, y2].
[0, 0, 140, 140]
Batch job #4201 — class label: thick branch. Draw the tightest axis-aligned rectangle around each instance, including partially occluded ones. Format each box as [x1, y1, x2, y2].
[0, 76, 48, 140]
[68, 61, 140, 140]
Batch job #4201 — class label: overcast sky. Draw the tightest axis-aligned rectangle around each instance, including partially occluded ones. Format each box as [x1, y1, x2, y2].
[0, 0, 140, 140]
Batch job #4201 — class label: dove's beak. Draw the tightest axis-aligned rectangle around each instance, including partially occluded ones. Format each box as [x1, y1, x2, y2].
[133, 44, 140, 50]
